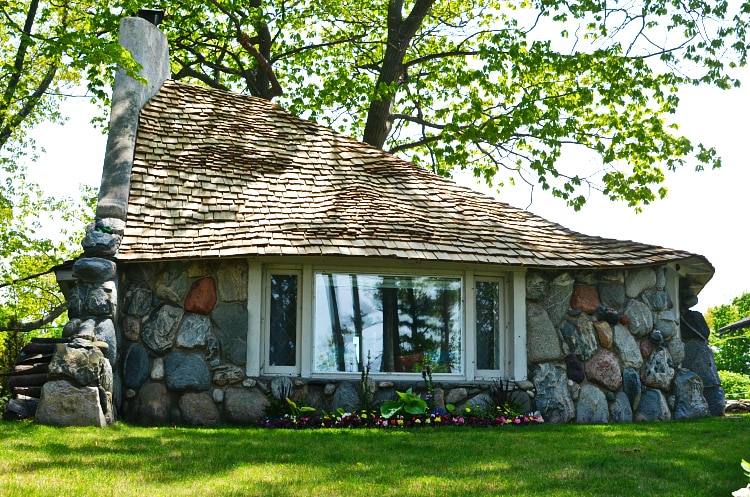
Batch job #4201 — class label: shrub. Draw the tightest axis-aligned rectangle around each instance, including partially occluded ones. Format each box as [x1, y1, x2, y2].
[719, 370, 750, 400]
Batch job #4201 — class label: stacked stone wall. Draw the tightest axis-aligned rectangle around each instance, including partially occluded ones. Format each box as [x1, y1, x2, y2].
[526, 266, 723, 423]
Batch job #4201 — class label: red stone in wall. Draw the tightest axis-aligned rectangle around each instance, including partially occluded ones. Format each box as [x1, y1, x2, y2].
[184, 277, 217, 315]
[570, 284, 600, 315]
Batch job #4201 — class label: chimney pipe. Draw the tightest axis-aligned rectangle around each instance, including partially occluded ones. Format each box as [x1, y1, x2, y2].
[137, 9, 164, 26]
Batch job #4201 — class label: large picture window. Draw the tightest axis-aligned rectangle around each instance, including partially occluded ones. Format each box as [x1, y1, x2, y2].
[313, 272, 462, 374]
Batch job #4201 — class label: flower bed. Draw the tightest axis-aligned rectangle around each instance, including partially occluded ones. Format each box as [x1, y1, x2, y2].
[260, 409, 545, 429]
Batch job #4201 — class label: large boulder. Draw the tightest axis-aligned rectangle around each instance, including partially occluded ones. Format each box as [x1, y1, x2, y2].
[224, 387, 269, 424]
[672, 369, 710, 420]
[526, 302, 563, 363]
[576, 384, 609, 424]
[35, 380, 109, 427]
[165, 352, 211, 391]
[532, 363, 575, 424]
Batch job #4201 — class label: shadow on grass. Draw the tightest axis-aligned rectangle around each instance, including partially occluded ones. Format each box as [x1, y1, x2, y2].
[1, 416, 749, 496]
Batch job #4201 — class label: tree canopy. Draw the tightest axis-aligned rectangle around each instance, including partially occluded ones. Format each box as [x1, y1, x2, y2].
[706, 292, 750, 375]
[159, 0, 750, 209]
[1, 0, 749, 210]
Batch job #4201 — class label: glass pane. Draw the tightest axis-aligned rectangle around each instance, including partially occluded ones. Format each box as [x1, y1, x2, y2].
[269, 274, 298, 367]
[476, 280, 501, 370]
[314, 273, 462, 374]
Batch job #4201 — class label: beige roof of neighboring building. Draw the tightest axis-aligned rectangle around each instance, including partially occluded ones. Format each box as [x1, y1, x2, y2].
[118, 80, 713, 290]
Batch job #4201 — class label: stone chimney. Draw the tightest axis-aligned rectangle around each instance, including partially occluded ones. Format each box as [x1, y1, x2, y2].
[35, 13, 170, 428]
[96, 12, 170, 223]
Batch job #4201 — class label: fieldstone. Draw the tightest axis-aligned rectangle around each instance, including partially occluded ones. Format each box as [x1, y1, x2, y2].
[576, 384, 609, 424]
[211, 302, 248, 365]
[213, 388, 224, 403]
[66, 285, 86, 319]
[654, 311, 678, 340]
[184, 277, 217, 315]
[683, 340, 721, 388]
[324, 383, 337, 396]
[142, 303, 184, 355]
[585, 349, 622, 391]
[638, 338, 654, 359]
[642, 290, 672, 312]
[270, 376, 293, 400]
[217, 260, 248, 302]
[165, 352, 211, 391]
[212, 364, 245, 386]
[75, 318, 96, 338]
[82, 230, 120, 257]
[178, 392, 221, 426]
[625, 268, 657, 299]
[623, 299, 653, 338]
[154, 265, 189, 304]
[35, 380, 108, 427]
[560, 320, 592, 360]
[525, 271, 549, 302]
[86, 284, 115, 317]
[526, 302, 563, 363]
[609, 390, 633, 423]
[461, 393, 494, 413]
[640, 347, 675, 391]
[532, 363, 575, 424]
[136, 382, 172, 426]
[72, 257, 117, 283]
[94, 319, 117, 365]
[48, 340, 104, 387]
[634, 389, 671, 421]
[151, 357, 165, 380]
[333, 382, 360, 412]
[597, 282, 625, 309]
[665, 336, 685, 368]
[703, 385, 727, 416]
[570, 284, 600, 314]
[681, 310, 711, 341]
[123, 343, 150, 389]
[176, 313, 210, 349]
[672, 369, 709, 420]
[446, 387, 468, 405]
[122, 315, 141, 341]
[224, 387, 269, 424]
[124, 283, 154, 317]
[568, 380, 581, 401]
[622, 367, 643, 410]
[576, 315, 598, 359]
[187, 260, 216, 278]
[613, 324, 643, 369]
[565, 354, 585, 383]
[62, 318, 81, 339]
[594, 321, 613, 348]
[543, 273, 575, 326]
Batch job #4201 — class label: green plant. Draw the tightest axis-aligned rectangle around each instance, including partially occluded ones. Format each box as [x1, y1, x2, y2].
[733, 459, 750, 497]
[285, 397, 316, 417]
[490, 377, 524, 417]
[380, 388, 428, 419]
[358, 351, 374, 411]
[719, 370, 750, 400]
[421, 362, 434, 410]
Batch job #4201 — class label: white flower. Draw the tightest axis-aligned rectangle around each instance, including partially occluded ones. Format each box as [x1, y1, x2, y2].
[732, 485, 750, 497]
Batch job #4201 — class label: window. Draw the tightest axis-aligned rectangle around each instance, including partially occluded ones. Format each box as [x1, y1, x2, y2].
[266, 272, 300, 372]
[475, 278, 505, 372]
[313, 272, 462, 374]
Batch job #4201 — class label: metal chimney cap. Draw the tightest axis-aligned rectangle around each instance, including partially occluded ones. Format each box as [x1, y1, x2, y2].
[137, 9, 164, 26]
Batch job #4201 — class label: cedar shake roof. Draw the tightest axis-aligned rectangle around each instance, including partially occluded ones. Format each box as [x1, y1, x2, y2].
[118, 80, 713, 289]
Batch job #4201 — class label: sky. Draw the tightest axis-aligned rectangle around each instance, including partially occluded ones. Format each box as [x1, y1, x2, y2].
[22, 67, 750, 314]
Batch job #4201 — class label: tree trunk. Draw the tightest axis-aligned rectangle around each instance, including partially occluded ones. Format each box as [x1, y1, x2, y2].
[362, 0, 434, 149]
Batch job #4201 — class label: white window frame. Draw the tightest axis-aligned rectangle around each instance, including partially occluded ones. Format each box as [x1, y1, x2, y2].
[250, 259, 526, 381]
[472, 275, 508, 379]
[263, 268, 302, 375]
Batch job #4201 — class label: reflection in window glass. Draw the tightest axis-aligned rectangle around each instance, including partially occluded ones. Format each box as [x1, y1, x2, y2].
[314, 273, 462, 374]
[475, 280, 501, 370]
[269, 274, 298, 367]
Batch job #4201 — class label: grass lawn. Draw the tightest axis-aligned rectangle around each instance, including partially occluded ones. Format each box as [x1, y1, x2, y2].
[0, 415, 748, 497]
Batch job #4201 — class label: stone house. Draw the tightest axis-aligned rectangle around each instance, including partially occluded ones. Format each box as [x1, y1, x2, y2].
[34, 13, 724, 426]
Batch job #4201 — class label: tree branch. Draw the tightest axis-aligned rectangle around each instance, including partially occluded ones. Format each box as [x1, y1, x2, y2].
[0, 301, 67, 333]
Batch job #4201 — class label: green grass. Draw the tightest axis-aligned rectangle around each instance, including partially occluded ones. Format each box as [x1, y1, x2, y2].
[1, 416, 749, 497]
